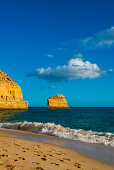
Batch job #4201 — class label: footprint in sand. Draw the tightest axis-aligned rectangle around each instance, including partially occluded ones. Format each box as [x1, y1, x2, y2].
[51, 163, 59, 166]
[47, 154, 53, 157]
[3, 149, 7, 152]
[63, 158, 71, 161]
[14, 143, 20, 147]
[34, 154, 40, 156]
[41, 157, 47, 161]
[22, 148, 26, 152]
[58, 151, 65, 155]
[37, 145, 41, 147]
[0, 154, 8, 157]
[5, 164, 15, 170]
[36, 167, 44, 170]
[59, 159, 64, 162]
[74, 163, 82, 168]
[56, 153, 65, 156]
[32, 162, 40, 165]
[18, 157, 25, 160]
[56, 153, 61, 155]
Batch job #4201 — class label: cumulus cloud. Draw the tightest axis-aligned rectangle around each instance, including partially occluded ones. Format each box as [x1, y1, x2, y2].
[28, 58, 111, 82]
[47, 54, 54, 57]
[80, 27, 114, 49]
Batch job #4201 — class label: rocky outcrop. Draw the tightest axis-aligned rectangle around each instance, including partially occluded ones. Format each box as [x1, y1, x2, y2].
[0, 70, 28, 110]
[48, 94, 69, 109]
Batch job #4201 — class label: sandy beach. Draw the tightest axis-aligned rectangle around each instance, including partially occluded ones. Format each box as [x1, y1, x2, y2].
[0, 129, 113, 170]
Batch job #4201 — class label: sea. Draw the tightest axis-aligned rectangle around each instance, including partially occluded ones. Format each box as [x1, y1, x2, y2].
[0, 107, 114, 147]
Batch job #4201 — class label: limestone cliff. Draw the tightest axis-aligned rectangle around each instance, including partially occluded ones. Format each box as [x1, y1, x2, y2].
[48, 94, 69, 109]
[0, 70, 28, 110]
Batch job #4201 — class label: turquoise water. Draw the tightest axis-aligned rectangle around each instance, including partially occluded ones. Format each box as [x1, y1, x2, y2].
[0, 107, 114, 132]
[0, 107, 114, 147]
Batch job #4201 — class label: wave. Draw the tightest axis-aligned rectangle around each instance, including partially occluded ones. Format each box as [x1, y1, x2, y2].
[0, 121, 114, 147]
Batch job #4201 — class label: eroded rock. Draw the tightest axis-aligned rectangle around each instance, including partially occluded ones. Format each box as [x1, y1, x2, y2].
[0, 70, 28, 110]
[48, 94, 69, 109]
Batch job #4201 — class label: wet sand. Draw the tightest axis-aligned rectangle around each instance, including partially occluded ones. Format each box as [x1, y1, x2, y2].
[0, 128, 114, 170]
[0, 128, 114, 165]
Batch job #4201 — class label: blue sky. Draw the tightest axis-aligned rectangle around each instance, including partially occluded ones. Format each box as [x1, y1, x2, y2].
[0, 0, 114, 107]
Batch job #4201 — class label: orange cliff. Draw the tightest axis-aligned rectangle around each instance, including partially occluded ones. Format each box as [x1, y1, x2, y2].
[0, 70, 28, 110]
[47, 94, 69, 109]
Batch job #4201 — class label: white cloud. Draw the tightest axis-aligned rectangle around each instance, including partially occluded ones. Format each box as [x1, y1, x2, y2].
[28, 58, 110, 82]
[80, 27, 114, 49]
[47, 54, 54, 57]
[109, 69, 113, 72]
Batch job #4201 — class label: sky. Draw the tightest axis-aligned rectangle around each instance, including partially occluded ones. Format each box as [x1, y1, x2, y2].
[0, 0, 114, 107]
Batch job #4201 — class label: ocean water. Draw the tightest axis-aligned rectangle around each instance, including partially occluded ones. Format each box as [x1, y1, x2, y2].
[0, 107, 114, 147]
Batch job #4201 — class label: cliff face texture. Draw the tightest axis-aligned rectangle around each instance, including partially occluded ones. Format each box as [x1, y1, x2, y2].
[0, 70, 28, 110]
[48, 94, 69, 109]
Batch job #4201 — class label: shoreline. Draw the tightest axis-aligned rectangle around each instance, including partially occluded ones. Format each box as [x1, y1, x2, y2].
[0, 128, 114, 165]
[0, 128, 114, 170]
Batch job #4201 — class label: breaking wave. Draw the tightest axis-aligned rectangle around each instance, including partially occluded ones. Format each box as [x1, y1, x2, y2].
[0, 121, 114, 147]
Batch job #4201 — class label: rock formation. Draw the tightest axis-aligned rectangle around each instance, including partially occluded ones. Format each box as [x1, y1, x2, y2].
[0, 70, 28, 110]
[48, 94, 69, 109]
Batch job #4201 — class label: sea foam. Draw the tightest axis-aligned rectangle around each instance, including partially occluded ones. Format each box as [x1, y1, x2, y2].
[0, 121, 114, 147]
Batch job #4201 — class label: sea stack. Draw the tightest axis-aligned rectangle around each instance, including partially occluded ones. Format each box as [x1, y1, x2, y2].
[48, 94, 69, 109]
[0, 70, 28, 110]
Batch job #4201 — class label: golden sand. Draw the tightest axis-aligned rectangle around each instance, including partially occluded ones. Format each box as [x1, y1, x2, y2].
[0, 132, 113, 170]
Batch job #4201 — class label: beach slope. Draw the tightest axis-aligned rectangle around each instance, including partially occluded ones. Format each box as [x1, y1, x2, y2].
[0, 130, 113, 170]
